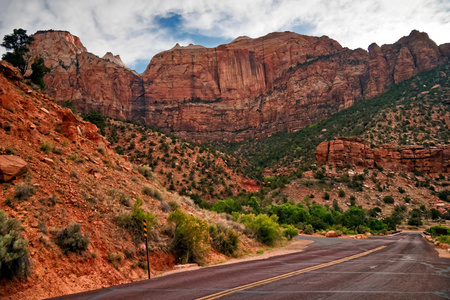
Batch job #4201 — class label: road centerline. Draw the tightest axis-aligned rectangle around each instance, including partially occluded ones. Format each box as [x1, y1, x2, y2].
[196, 245, 387, 300]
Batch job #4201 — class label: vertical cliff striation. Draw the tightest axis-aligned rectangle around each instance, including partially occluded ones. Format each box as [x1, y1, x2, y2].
[28, 30, 146, 122]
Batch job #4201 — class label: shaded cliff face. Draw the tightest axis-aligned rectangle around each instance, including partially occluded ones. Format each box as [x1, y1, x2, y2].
[28, 30, 146, 122]
[30, 30, 449, 142]
[316, 138, 450, 174]
[141, 30, 448, 142]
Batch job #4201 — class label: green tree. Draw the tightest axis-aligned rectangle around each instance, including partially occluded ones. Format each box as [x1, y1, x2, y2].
[368, 218, 387, 232]
[430, 208, 441, 220]
[1, 28, 34, 75]
[268, 203, 310, 225]
[309, 203, 333, 230]
[408, 208, 423, 226]
[29, 57, 50, 89]
[247, 196, 261, 213]
[344, 206, 367, 233]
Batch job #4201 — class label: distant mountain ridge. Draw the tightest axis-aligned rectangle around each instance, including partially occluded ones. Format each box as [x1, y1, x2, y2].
[28, 29, 450, 142]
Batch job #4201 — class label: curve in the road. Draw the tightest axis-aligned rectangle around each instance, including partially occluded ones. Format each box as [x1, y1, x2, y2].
[196, 245, 387, 300]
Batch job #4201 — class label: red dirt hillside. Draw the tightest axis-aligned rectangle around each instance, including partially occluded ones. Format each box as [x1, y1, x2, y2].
[0, 61, 258, 299]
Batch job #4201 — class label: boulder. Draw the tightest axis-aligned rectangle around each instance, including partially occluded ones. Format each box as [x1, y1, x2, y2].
[0, 155, 28, 182]
[355, 234, 368, 239]
[325, 230, 339, 238]
[0, 61, 23, 81]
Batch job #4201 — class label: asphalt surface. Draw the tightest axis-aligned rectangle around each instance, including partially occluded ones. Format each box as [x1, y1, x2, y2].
[52, 232, 450, 300]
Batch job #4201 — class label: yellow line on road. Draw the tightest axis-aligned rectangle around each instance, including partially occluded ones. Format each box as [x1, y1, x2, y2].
[197, 245, 386, 300]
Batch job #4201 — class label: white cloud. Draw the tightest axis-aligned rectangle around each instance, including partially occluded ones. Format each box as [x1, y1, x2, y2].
[0, 0, 449, 73]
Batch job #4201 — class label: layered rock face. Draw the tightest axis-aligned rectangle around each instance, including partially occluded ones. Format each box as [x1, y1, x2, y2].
[316, 138, 450, 174]
[28, 30, 146, 122]
[29, 30, 450, 142]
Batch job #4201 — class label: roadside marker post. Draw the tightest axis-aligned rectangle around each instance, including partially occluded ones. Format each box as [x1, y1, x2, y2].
[143, 220, 151, 279]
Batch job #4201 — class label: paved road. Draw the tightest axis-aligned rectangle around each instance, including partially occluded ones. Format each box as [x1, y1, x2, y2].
[53, 232, 450, 300]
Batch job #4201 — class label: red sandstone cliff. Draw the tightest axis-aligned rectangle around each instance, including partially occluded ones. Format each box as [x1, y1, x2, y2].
[28, 30, 450, 142]
[316, 138, 450, 174]
[28, 30, 146, 122]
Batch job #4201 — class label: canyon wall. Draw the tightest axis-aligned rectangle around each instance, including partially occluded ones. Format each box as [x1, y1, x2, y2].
[316, 138, 450, 174]
[29, 30, 450, 142]
[28, 31, 146, 122]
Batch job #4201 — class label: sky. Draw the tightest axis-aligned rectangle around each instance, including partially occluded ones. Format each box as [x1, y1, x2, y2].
[0, 0, 449, 73]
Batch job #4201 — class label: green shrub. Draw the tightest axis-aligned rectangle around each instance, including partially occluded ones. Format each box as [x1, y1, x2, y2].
[40, 142, 52, 154]
[338, 189, 345, 198]
[430, 208, 441, 220]
[437, 235, 450, 244]
[135, 164, 155, 179]
[14, 183, 35, 200]
[117, 198, 156, 244]
[168, 201, 179, 211]
[107, 251, 123, 269]
[404, 195, 411, 203]
[283, 225, 299, 240]
[142, 186, 153, 196]
[303, 224, 314, 235]
[188, 193, 212, 209]
[383, 196, 395, 204]
[211, 199, 242, 214]
[209, 224, 239, 256]
[68, 153, 84, 163]
[119, 194, 130, 207]
[323, 192, 330, 200]
[54, 223, 89, 255]
[238, 213, 282, 246]
[97, 146, 105, 155]
[0, 210, 30, 279]
[426, 226, 450, 236]
[268, 203, 310, 225]
[152, 190, 163, 201]
[407, 217, 422, 226]
[168, 209, 210, 264]
[438, 190, 450, 202]
[368, 218, 387, 232]
[142, 186, 163, 201]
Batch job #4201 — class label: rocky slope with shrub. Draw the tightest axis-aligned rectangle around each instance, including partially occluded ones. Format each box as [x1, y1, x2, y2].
[98, 118, 259, 202]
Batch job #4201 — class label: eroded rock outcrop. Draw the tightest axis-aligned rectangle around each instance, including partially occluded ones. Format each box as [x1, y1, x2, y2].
[0, 155, 28, 182]
[29, 30, 450, 142]
[316, 138, 450, 174]
[28, 30, 146, 122]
